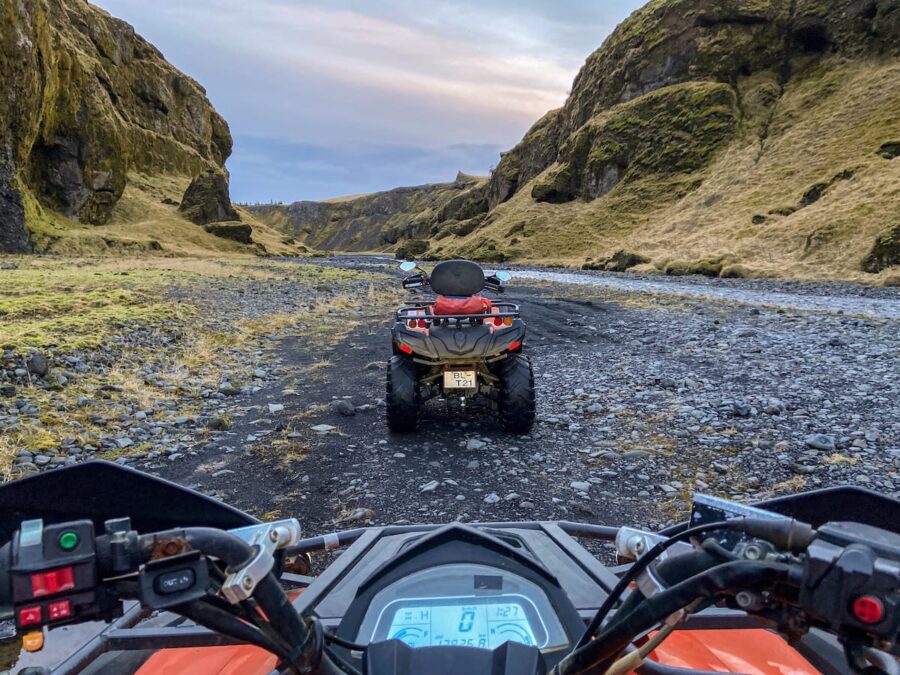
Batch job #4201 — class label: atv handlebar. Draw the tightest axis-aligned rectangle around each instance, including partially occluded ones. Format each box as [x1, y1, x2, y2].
[2, 513, 899, 675]
[400, 272, 508, 294]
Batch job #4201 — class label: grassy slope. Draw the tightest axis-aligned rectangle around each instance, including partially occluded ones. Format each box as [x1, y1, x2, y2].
[0, 257, 387, 477]
[437, 58, 899, 282]
[26, 173, 304, 258]
[249, 176, 489, 253]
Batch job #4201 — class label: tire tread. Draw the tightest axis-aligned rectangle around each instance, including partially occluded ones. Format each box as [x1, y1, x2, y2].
[497, 354, 536, 434]
[386, 356, 420, 432]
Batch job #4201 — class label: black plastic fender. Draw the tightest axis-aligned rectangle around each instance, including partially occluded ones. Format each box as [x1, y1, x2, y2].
[392, 322, 525, 360]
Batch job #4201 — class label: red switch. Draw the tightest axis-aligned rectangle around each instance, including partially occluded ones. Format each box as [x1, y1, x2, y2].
[18, 606, 42, 626]
[852, 595, 885, 624]
[31, 567, 75, 597]
[47, 600, 72, 621]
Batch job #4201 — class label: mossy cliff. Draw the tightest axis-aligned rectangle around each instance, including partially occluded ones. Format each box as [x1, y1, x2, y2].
[248, 173, 488, 252]
[447, 0, 900, 280]
[264, 0, 899, 281]
[0, 0, 232, 253]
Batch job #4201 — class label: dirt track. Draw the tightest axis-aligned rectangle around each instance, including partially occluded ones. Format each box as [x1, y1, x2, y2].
[150, 257, 900, 542]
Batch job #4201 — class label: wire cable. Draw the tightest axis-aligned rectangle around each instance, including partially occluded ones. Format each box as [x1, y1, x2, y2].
[574, 520, 731, 649]
[558, 560, 793, 675]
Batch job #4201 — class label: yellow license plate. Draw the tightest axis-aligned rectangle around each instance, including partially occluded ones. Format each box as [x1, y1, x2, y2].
[444, 370, 477, 389]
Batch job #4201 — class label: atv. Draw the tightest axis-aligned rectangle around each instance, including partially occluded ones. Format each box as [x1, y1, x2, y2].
[386, 259, 535, 434]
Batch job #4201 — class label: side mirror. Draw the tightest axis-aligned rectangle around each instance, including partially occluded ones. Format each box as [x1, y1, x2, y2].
[496, 271, 512, 282]
[399, 261, 417, 272]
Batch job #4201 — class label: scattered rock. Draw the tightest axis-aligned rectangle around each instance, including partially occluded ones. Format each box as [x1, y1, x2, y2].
[341, 508, 375, 524]
[208, 415, 232, 431]
[419, 480, 439, 493]
[26, 352, 49, 377]
[204, 222, 253, 244]
[804, 434, 835, 451]
[331, 400, 356, 416]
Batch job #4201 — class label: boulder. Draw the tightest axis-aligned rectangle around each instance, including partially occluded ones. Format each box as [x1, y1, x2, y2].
[203, 222, 253, 244]
[861, 223, 900, 273]
[584, 250, 651, 272]
[26, 352, 49, 377]
[179, 170, 240, 225]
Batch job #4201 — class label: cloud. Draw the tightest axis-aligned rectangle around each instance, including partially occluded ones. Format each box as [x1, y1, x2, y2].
[92, 0, 644, 199]
[104, 0, 574, 135]
[229, 136, 505, 203]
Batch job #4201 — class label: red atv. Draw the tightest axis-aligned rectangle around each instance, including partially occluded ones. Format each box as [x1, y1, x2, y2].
[387, 259, 535, 434]
[1, 462, 898, 675]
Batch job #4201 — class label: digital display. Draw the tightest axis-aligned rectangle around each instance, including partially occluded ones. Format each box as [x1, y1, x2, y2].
[385, 599, 538, 649]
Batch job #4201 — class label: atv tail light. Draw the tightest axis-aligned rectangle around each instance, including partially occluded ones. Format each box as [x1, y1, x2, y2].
[399, 343, 413, 355]
[417, 319, 428, 328]
[508, 340, 522, 352]
[493, 317, 503, 326]
[407, 319, 416, 328]
[503, 317, 513, 326]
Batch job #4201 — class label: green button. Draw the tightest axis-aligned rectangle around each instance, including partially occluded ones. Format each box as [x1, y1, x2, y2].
[58, 531, 79, 551]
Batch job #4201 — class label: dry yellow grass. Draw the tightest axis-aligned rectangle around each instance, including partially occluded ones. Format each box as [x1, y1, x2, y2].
[437, 59, 900, 283]
[0, 435, 18, 481]
[29, 173, 306, 258]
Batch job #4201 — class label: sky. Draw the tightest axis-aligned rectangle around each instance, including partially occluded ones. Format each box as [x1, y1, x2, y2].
[91, 1, 644, 203]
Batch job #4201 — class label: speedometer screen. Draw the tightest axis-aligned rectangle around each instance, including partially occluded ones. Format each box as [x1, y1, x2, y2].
[384, 598, 538, 649]
[353, 563, 570, 652]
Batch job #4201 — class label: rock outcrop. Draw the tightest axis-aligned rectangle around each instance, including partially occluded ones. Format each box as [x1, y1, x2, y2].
[0, 0, 232, 252]
[203, 221, 253, 244]
[179, 170, 240, 225]
[248, 173, 487, 252]
[862, 223, 900, 273]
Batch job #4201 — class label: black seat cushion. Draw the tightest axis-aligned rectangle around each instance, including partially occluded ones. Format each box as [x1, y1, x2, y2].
[429, 260, 485, 297]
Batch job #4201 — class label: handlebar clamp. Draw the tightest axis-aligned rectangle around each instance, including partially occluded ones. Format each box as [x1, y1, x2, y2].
[222, 519, 302, 604]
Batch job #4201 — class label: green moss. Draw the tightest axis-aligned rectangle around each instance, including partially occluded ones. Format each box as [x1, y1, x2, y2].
[395, 238, 429, 259]
[583, 249, 651, 271]
[559, 82, 740, 202]
[2, 0, 231, 245]
[531, 164, 576, 203]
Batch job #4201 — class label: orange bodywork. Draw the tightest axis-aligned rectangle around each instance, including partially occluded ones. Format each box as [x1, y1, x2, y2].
[138, 628, 819, 674]
[646, 629, 819, 674]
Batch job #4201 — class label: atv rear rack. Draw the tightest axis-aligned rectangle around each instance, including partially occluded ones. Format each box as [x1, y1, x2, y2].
[395, 302, 520, 323]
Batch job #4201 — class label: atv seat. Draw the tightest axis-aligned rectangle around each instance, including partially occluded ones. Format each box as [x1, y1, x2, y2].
[432, 295, 493, 315]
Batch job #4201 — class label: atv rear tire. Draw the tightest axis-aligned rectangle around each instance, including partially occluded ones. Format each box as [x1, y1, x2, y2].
[497, 354, 535, 434]
[386, 355, 420, 432]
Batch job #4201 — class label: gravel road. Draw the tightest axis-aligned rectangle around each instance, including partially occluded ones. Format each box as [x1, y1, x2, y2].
[4, 258, 898, 540]
[155, 259, 900, 537]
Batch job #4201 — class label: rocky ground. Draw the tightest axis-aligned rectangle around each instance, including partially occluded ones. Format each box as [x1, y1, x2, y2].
[2, 257, 898, 541]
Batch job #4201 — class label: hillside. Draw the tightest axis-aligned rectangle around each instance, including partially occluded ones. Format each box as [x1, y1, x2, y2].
[0, 0, 298, 256]
[258, 0, 900, 282]
[247, 172, 488, 257]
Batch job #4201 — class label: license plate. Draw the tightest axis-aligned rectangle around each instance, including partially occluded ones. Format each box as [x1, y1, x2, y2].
[444, 370, 477, 389]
